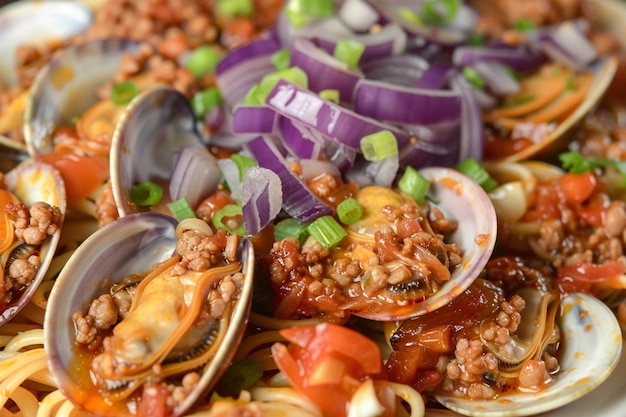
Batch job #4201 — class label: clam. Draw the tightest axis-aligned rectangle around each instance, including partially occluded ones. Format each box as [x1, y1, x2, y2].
[435, 292, 623, 417]
[349, 167, 498, 321]
[0, 0, 92, 88]
[1, 159, 66, 324]
[44, 212, 255, 416]
[487, 55, 617, 163]
[0, 0, 92, 135]
[110, 87, 217, 217]
[23, 38, 143, 156]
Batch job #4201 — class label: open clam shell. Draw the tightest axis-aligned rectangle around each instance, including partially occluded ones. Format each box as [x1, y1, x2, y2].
[44, 212, 255, 416]
[110, 86, 206, 217]
[23, 38, 143, 156]
[353, 167, 498, 321]
[0, 0, 92, 88]
[435, 292, 623, 417]
[1, 160, 66, 324]
[492, 55, 618, 163]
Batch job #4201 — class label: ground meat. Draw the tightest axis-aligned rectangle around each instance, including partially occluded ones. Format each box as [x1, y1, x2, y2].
[444, 338, 500, 400]
[6, 201, 63, 245]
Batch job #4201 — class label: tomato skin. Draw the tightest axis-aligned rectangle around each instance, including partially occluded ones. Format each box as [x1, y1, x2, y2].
[137, 382, 170, 417]
[37, 151, 109, 208]
[272, 323, 386, 417]
[557, 261, 626, 293]
[556, 171, 597, 205]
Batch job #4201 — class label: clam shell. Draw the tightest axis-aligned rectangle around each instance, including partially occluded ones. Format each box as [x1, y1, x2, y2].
[1, 160, 66, 324]
[23, 38, 143, 155]
[435, 292, 623, 417]
[354, 167, 498, 321]
[0, 0, 92, 88]
[110, 86, 205, 217]
[44, 212, 255, 416]
[493, 55, 617, 163]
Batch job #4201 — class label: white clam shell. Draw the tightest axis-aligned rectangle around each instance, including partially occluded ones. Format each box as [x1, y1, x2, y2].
[44, 212, 255, 416]
[1, 160, 66, 324]
[435, 292, 623, 417]
[110, 87, 205, 217]
[0, 0, 92, 87]
[23, 38, 143, 155]
[354, 167, 498, 321]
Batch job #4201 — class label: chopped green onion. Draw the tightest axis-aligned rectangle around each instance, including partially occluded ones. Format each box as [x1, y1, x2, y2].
[271, 49, 291, 70]
[212, 204, 247, 236]
[513, 18, 536, 32]
[319, 89, 340, 103]
[284, 0, 335, 28]
[231, 153, 257, 181]
[502, 95, 535, 108]
[191, 87, 222, 119]
[559, 150, 626, 187]
[218, 358, 264, 396]
[307, 215, 347, 248]
[468, 31, 486, 46]
[398, 7, 423, 26]
[337, 198, 363, 225]
[185, 45, 222, 79]
[274, 218, 310, 245]
[456, 158, 498, 192]
[462, 66, 485, 89]
[167, 197, 196, 222]
[398, 166, 430, 203]
[215, 0, 254, 18]
[360, 130, 398, 161]
[130, 182, 163, 206]
[333, 39, 365, 69]
[243, 67, 308, 105]
[421, 0, 461, 25]
[111, 81, 139, 105]
[565, 74, 577, 91]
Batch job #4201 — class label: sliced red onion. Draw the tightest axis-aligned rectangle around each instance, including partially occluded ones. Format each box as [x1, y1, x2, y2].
[353, 78, 462, 125]
[337, 0, 380, 32]
[290, 37, 364, 103]
[414, 63, 454, 89]
[203, 105, 227, 133]
[322, 137, 358, 174]
[398, 121, 461, 168]
[207, 132, 258, 150]
[274, 13, 352, 49]
[217, 157, 242, 200]
[280, 117, 322, 159]
[470, 60, 520, 97]
[360, 53, 429, 86]
[232, 105, 278, 134]
[452, 45, 545, 74]
[312, 23, 408, 64]
[169, 145, 222, 209]
[265, 79, 411, 150]
[345, 153, 399, 188]
[246, 135, 333, 223]
[241, 166, 283, 235]
[216, 37, 281, 106]
[449, 74, 484, 162]
[536, 20, 597, 70]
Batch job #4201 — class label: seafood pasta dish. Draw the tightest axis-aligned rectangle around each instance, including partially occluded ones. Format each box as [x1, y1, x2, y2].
[1, 0, 626, 417]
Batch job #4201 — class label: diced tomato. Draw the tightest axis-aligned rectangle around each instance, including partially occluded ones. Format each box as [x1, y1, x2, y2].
[137, 382, 170, 417]
[577, 193, 610, 228]
[556, 171, 597, 205]
[37, 151, 109, 208]
[272, 323, 388, 417]
[557, 261, 626, 293]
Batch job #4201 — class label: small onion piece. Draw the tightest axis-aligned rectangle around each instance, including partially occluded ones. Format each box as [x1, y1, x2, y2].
[246, 135, 333, 223]
[452, 44, 545, 74]
[536, 20, 598, 70]
[360, 53, 429, 86]
[449, 74, 484, 162]
[353, 78, 462, 125]
[169, 145, 222, 209]
[280, 117, 322, 159]
[216, 37, 281, 106]
[337, 0, 380, 32]
[241, 167, 283, 235]
[265, 79, 411, 150]
[290, 37, 364, 102]
[470, 60, 520, 97]
[232, 105, 278, 134]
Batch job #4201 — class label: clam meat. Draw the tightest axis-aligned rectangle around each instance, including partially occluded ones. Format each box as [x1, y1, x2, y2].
[45, 213, 255, 417]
